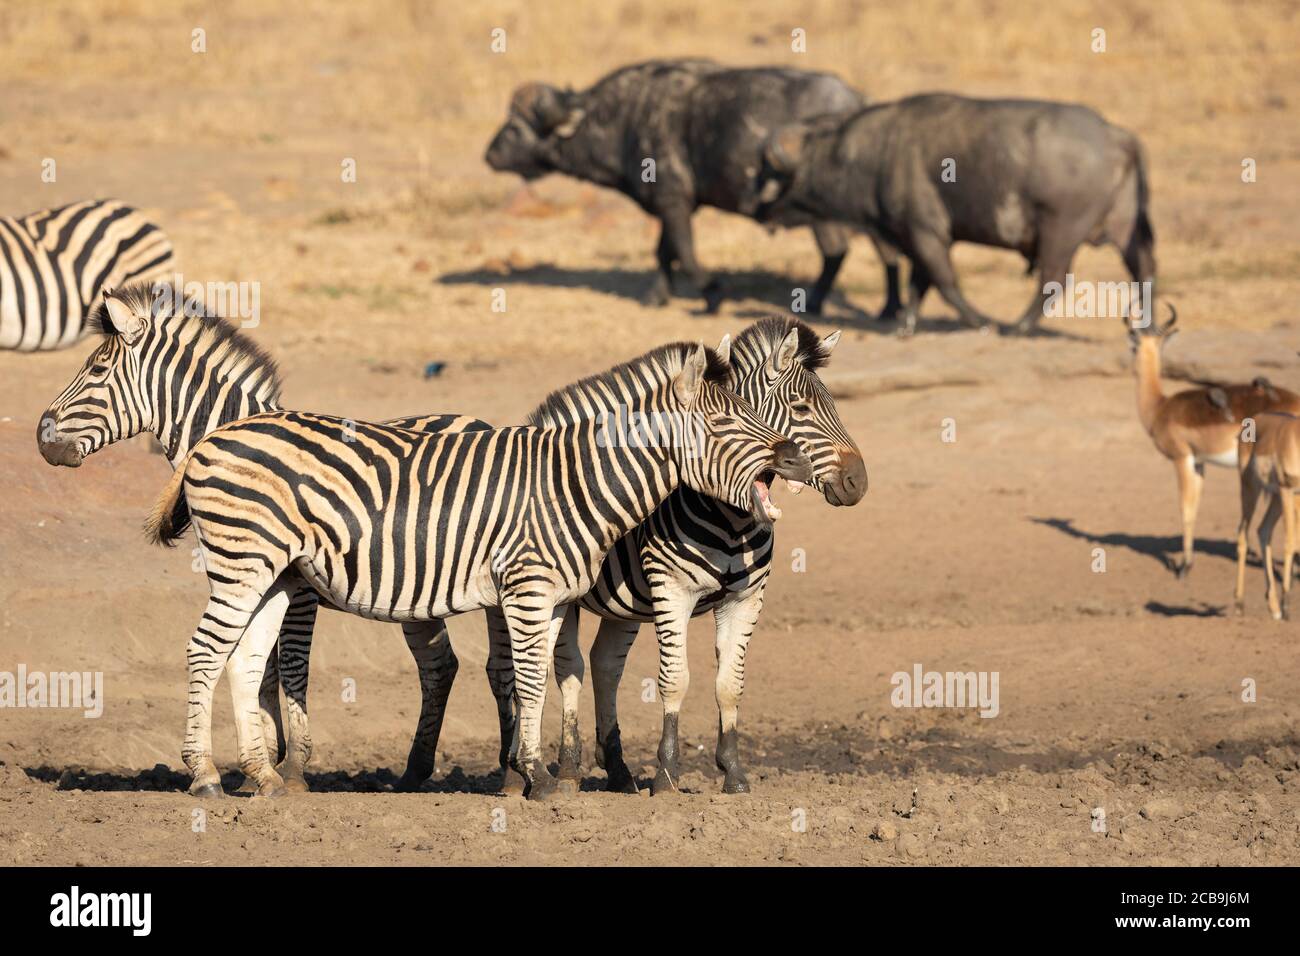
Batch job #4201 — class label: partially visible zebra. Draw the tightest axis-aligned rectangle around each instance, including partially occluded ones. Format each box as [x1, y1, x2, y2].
[1, 199, 173, 351]
[145, 342, 812, 798]
[481, 318, 866, 795]
[37, 282, 490, 789]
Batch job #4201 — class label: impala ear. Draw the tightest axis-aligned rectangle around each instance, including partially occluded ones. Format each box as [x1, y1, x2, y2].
[673, 343, 708, 404]
[101, 290, 147, 344]
[820, 329, 841, 357]
[715, 333, 732, 367]
[772, 327, 800, 373]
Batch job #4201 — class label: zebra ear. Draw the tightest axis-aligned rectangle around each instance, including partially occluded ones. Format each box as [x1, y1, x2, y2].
[772, 327, 800, 373]
[103, 292, 147, 344]
[820, 329, 841, 355]
[673, 343, 708, 405]
[715, 334, 732, 366]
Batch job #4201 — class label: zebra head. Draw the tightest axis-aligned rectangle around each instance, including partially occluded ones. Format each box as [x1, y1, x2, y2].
[664, 342, 814, 525]
[37, 282, 280, 468]
[727, 318, 866, 507]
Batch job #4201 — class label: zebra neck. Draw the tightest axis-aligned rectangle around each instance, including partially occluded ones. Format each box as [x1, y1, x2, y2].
[158, 389, 282, 468]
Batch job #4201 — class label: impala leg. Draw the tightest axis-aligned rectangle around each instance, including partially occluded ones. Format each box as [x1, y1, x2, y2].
[651, 592, 697, 796]
[484, 607, 523, 795]
[552, 605, 584, 794]
[1259, 495, 1284, 620]
[503, 598, 565, 801]
[1174, 456, 1204, 578]
[1281, 488, 1296, 620]
[227, 579, 295, 798]
[590, 617, 640, 794]
[395, 619, 458, 792]
[1235, 469, 1261, 616]
[713, 586, 765, 795]
[275, 583, 319, 792]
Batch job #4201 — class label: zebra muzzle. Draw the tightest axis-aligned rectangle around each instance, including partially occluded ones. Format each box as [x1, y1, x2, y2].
[37, 418, 84, 468]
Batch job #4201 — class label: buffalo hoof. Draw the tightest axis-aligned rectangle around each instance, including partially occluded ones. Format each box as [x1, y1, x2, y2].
[393, 774, 427, 794]
[640, 284, 670, 308]
[877, 306, 904, 324]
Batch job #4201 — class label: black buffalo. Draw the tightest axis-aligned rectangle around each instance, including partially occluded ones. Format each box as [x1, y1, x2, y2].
[756, 93, 1156, 335]
[485, 59, 902, 317]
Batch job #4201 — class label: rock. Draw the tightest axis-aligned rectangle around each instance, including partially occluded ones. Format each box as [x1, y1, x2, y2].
[895, 832, 924, 859]
[1139, 797, 1184, 821]
[871, 820, 897, 842]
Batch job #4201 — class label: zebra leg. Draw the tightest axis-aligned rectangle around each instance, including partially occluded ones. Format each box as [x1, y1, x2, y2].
[503, 598, 565, 801]
[235, 644, 286, 795]
[275, 582, 320, 792]
[484, 606, 525, 795]
[650, 593, 696, 796]
[182, 590, 271, 798]
[553, 605, 584, 794]
[590, 617, 640, 794]
[395, 619, 459, 792]
[225, 579, 295, 798]
[712, 586, 765, 795]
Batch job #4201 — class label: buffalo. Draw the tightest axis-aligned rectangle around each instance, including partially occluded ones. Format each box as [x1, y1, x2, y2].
[756, 93, 1156, 335]
[485, 59, 902, 317]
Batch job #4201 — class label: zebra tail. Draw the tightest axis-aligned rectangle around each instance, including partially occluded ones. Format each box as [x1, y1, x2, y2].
[144, 450, 195, 547]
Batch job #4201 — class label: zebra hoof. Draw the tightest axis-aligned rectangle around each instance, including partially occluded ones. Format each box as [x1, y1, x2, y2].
[605, 765, 639, 795]
[722, 772, 752, 795]
[190, 781, 224, 799]
[555, 777, 580, 798]
[252, 785, 287, 801]
[500, 768, 527, 797]
[233, 775, 257, 795]
[650, 768, 681, 797]
[525, 769, 559, 802]
[279, 774, 310, 794]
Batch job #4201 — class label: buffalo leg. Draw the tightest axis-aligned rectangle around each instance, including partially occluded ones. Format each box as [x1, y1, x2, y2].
[661, 206, 724, 313]
[909, 231, 994, 332]
[642, 222, 675, 307]
[899, 258, 932, 337]
[807, 222, 849, 316]
[1012, 218, 1089, 335]
[863, 228, 904, 322]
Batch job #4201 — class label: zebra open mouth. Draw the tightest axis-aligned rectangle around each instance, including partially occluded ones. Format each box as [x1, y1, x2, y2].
[751, 470, 783, 522]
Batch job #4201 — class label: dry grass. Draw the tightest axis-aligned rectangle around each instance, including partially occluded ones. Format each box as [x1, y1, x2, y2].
[0, 0, 1297, 361]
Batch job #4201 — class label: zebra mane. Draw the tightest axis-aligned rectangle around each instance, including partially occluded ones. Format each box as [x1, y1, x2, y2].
[527, 341, 729, 426]
[734, 316, 831, 371]
[87, 281, 283, 400]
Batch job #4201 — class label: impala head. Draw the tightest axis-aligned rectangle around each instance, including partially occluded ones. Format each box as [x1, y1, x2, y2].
[729, 319, 866, 507]
[485, 82, 585, 181]
[37, 282, 280, 468]
[666, 342, 813, 525]
[1126, 302, 1178, 363]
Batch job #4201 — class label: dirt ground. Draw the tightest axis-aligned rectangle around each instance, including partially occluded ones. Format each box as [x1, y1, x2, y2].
[1, 1, 1299, 865]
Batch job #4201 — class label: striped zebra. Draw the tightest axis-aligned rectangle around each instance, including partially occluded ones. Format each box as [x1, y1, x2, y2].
[1, 199, 173, 351]
[37, 282, 491, 790]
[475, 318, 866, 795]
[144, 343, 813, 799]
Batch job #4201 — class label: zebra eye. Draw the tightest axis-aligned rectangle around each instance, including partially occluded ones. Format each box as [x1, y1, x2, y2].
[790, 401, 815, 419]
[88, 364, 109, 378]
[709, 414, 737, 428]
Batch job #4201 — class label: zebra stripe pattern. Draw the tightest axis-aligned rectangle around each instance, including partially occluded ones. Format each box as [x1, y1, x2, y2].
[505, 318, 867, 794]
[147, 342, 811, 798]
[37, 282, 489, 791]
[1, 199, 173, 351]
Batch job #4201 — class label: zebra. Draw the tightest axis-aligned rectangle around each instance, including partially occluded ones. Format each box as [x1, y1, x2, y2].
[143, 342, 813, 799]
[1, 199, 173, 351]
[37, 281, 491, 790]
[461, 318, 865, 795]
